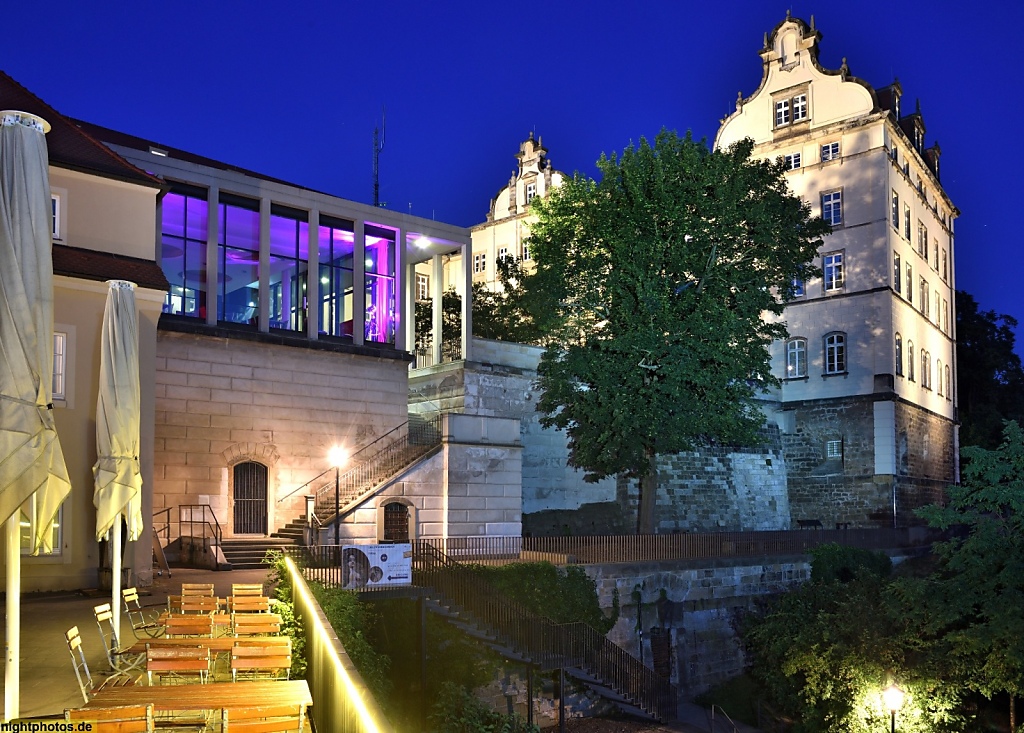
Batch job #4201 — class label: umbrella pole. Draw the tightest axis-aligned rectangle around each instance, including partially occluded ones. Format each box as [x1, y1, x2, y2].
[112, 518, 122, 647]
[4, 516, 20, 721]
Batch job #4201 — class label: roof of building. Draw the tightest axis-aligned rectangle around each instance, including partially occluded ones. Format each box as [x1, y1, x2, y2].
[0, 70, 161, 188]
[53, 244, 169, 291]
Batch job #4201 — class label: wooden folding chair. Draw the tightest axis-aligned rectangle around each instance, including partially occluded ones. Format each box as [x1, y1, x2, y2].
[221, 704, 305, 733]
[65, 626, 136, 704]
[123, 587, 164, 639]
[230, 642, 291, 682]
[179, 595, 222, 614]
[231, 583, 265, 597]
[146, 645, 210, 685]
[66, 703, 154, 733]
[93, 603, 146, 674]
[228, 595, 271, 614]
[232, 613, 281, 637]
[163, 613, 214, 638]
[180, 583, 215, 596]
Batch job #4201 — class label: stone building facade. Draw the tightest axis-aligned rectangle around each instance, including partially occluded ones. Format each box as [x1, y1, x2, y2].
[715, 15, 959, 527]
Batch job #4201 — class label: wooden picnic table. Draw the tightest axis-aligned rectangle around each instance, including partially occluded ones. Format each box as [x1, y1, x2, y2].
[82, 679, 311, 712]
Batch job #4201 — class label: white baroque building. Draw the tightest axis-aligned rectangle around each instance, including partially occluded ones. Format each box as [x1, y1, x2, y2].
[716, 14, 958, 526]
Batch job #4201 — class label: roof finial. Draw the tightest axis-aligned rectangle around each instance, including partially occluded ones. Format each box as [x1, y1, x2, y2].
[736, 91, 744, 110]
[840, 57, 849, 79]
[916, 98, 922, 115]
[810, 15, 815, 31]
[763, 31, 768, 48]
[786, 8, 791, 18]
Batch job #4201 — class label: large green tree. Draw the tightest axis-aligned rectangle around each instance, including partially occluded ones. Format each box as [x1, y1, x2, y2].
[527, 130, 829, 532]
[913, 421, 1024, 730]
[470, 255, 553, 345]
[955, 292, 1024, 450]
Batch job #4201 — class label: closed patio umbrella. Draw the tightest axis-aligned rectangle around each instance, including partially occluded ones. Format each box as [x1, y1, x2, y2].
[93, 279, 143, 645]
[0, 110, 71, 720]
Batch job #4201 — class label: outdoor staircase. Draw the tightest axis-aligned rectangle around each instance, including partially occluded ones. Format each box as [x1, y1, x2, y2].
[279, 413, 443, 534]
[413, 543, 677, 722]
[219, 537, 298, 570]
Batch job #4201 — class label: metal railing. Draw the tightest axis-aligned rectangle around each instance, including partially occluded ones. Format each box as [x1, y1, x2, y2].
[293, 541, 677, 721]
[312, 413, 442, 524]
[708, 704, 740, 732]
[412, 341, 462, 369]
[284, 556, 394, 732]
[178, 504, 223, 550]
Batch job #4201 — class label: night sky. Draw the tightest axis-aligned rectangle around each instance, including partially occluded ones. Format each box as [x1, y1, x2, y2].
[6, 0, 1022, 350]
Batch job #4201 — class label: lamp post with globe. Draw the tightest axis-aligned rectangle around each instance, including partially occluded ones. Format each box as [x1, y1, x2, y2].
[883, 683, 905, 733]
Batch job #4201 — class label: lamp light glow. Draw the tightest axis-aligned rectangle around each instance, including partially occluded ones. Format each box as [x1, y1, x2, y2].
[883, 684, 905, 712]
[415, 236, 431, 248]
[328, 446, 348, 468]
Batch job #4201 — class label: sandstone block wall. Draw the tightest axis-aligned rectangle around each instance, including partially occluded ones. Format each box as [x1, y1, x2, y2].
[154, 330, 409, 536]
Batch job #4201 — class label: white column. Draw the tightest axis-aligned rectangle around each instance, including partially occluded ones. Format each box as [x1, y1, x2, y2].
[462, 242, 473, 362]
[258, 198, 271, 332]
[307, 210, 320, 339]
[205, 186, 219, 326]
[5, 516, 20, 721]
[395, 228, 407, 351]
[432, 254, 443, 365]
[353, 220, 365, 345]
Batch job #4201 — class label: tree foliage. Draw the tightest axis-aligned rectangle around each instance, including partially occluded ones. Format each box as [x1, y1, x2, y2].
[955, 292, 1024, 449]
[527, 130, 829, 531]
[914, 421, 1024, 705]
[471, 256, 553, 345]
[741, 545, 965, 732]
[415, 287, 463, 360]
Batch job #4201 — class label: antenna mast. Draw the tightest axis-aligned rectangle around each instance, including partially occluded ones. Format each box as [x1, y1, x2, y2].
[373, 106, 385, 207]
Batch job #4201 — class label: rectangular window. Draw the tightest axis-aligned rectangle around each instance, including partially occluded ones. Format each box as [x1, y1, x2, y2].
[906, 264, 913, 304]
[785, 153, 801, 170]
[318, 215, 355, 339]
[52, 332, 66, 401]
[891, 190, 900, 230]
[920, 278, 929, 318]
[935, 293, 941, 325]
[498, 247, 509, 261]
[775, 99, 790, 127]
[821, 142, 840, 161]
[943, 299, 949, 334]
[786, 339, 807, 378]
[20, 499, 61, 556]
[217, 193, 261, 326]
[825, 333, 846, 374]
[162, 187, 210, 319]
[792, 278, 805, 297]
[908, 342, 915, 381]
[473, 253, 487, 274]
[932, 239, 939, 270]
[893, 252, 901, 294]
[895, 334, 904, 376]
[822, 190, 842, 226]
[903, 204, 911, 240]
[792, 94, 807, 121]
[941, 250, 948, 281]
[823, 251, 844, 292]
[525, 182, 537, 204]
[51, 193, 62, 240]
[522, 243, 531, 261]
[416, 273, 429, 302]
[364, 223, 397, 344]
[826, 439, 843, 459]
[917, 222, 927, 257]
[268, 204, 309, 333]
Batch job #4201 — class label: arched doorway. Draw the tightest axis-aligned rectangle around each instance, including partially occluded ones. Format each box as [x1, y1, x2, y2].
[233, 461, 268, 534]
[382, 501, 410, 543]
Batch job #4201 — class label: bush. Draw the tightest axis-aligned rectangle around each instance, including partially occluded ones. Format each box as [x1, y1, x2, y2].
[810, 543, 891, 584]
[429, 681, 539, 733]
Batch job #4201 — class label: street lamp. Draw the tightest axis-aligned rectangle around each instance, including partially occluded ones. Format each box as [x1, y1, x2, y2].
[883, 683, 905, 733]
[328, 446, 348, 551]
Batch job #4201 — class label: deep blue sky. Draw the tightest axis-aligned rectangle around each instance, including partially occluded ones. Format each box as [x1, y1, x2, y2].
[6, 1, 1022, 350]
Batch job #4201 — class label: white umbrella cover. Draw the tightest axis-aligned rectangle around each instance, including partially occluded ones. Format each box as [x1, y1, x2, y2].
[0, 110, 71, 721]
[94, 280, 142, 644]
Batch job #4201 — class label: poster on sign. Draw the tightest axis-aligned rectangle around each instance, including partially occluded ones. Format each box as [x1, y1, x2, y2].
[341, 544, 412, 589]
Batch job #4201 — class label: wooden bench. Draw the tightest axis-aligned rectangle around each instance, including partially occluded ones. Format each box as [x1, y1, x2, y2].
[233, 613, 282, 637]
[222, 703, 304, 733]
[796, 519, 824, 529]
[66, 703, 154, 732]
[146, 645, 210, 685]
[231, 643, 291, 682]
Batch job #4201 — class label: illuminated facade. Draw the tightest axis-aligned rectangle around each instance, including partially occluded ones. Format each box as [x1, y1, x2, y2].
[716, 15, 959, 525]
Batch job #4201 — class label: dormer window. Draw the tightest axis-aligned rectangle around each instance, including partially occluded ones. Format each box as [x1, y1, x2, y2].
[525, 182, 537, 204]
[894, 93, 901, 120]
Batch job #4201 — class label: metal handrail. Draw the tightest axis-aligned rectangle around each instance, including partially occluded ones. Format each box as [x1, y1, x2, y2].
[153, 507, 172, 543]
[295, 541, 676, 721]
[177, 504, 222, 549]
[312, 413, 442, 523]
[708, 704, 739, 733]
[277, 415, 437, 505]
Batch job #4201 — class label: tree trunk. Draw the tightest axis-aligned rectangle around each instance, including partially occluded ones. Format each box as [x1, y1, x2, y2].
[636, 448, 658, 534]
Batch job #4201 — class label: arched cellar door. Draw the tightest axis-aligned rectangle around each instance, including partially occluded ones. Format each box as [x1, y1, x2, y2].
[234, 461, 268, 535]
[382, 502, 410, 542]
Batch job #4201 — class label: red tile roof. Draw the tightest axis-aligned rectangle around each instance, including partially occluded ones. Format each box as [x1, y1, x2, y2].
[53, 244, 169, 292]
[0, 70, 161, 188]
